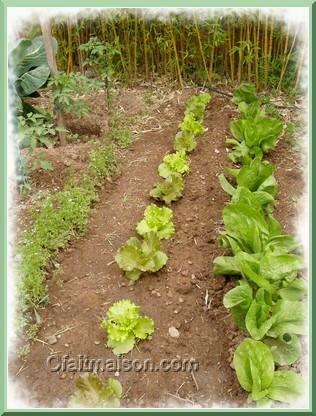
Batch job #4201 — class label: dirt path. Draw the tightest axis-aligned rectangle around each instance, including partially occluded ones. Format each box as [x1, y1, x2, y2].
[11, 92, 304, 408]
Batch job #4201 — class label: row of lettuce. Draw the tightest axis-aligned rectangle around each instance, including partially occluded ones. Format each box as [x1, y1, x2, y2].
[69, 92, 212, 407]
[212, 85, 306, 407]
[114, 93, 211, 282]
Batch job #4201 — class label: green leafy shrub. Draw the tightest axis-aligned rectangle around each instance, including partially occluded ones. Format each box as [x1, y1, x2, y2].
[158, 150, 189, 178]
[49, 72, 101, 117]
[115, 232, 168, 281]
[69, 374, 122, 408]
[10, 36, 57, 111]
[136, 204, 175, 240]
[101, 299, 154, 355]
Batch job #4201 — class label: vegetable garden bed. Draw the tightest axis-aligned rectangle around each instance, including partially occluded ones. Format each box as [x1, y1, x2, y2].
[10, 86, 306, 408]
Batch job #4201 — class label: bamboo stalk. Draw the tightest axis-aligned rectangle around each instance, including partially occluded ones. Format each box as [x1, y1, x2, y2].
[194, 15, 210, 82]
[169, 21, 183, 88]
[277, 25, 298, 91]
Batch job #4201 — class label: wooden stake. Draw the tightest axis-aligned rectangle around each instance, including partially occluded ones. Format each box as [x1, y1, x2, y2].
[39, 16, 67, 146]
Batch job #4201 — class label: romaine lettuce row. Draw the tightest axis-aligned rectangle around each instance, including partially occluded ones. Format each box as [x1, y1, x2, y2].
[136, 203, 175, 240]
[158, 150, 189, 178]
[100, 299, 154, 355]
[115, 232, 168, 281]
[233, 338, 305, 405]
[150, 173, 184, 205]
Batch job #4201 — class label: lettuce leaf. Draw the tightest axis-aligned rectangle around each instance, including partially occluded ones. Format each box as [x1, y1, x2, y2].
[179, 113, 204, 137]
[267, 370, 305, 404]
[101, 299, 154, 355]
[136, 204, 175, 240]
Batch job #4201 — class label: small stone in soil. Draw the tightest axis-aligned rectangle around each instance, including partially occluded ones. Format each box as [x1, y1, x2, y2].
[168, 326, 180, 338]
[94, 340, 101, 345]
[46, 335, 58, 345]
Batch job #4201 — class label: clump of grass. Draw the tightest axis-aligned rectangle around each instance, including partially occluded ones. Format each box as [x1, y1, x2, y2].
[109, 112, 135, 148]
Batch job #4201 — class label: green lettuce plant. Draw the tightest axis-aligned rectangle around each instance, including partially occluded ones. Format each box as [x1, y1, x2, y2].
[136, 204, 175, 240]
[115, 232, 168, 281]
[69, 374, 122, 408]
[227, 117, 283, 163]
[219, 158, 278, 203]
[158, 150, 189, 178]
[173, 130, 197, 152]
[184, 92, 211, 120]
[232, 84, 259, 105]
[150, 173, 184, 205]
[233, 338, 305, 406]
[179, 113, 204, 137]
[101, 299, 154, 355]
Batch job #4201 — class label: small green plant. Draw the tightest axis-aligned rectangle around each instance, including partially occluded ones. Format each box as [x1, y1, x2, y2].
[179, 113, 204, 137]
[88, 144, 118, 183]
[115, 232, 168, 281]
[150, 173, 184, 205]
[101, 299, 154, 355]
[184, 93, 211, 120]
[49, 72, 100, 117]
[158, 150, 189, 178]
[136, 204, 175, 240]
[79, 36, 120, 109]
[69, 374, 122, 408]
[173, 130, 197, 152]
[232, 84, 259, 105]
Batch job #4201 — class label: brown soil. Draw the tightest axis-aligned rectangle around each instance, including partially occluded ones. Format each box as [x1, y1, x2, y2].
[11, 91, 305, 408]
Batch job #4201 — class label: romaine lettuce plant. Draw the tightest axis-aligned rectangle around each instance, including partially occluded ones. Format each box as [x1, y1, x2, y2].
[115, 232, 168, 281]
[233, 338, 305, 405]
[227, 117, 283, 163]
[158, 150, 189, 178]
[69, 374, 122, 408]
[219, 158, 278, 200]
[100, 299, 154, 355]
[150, 173, 184, 205]
[232, 84, 259, 105]
[136, 204, 175, 240]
